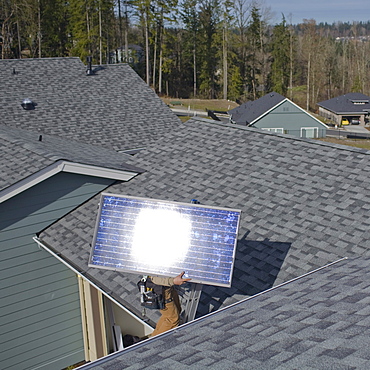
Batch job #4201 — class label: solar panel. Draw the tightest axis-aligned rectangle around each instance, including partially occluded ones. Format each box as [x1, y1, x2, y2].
[88, 193, 241, 287]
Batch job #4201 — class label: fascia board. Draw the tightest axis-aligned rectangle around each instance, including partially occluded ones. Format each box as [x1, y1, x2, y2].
[33, 237, 153, 331]
[0, 160, 139, 204]
[248, 99, 287, 126]
[61, 162, 137, 181]
[331, 110, 368, 115]
[318, 104, 369, 115]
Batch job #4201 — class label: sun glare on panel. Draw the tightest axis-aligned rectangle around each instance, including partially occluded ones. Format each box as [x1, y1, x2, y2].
[89, 194, 241, 287]
[131, 207, 191, 268]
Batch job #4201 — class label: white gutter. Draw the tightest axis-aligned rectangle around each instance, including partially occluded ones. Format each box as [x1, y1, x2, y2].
[33, 236, 153, 331]
[0, 160, 139, 204]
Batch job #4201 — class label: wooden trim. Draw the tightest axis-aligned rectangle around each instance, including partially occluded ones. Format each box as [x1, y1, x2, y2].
[78, 277, 108, 362]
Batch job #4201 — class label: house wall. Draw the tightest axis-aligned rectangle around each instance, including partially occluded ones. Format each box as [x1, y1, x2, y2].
[254, 101, 326, 138]
[0, 172, 114, 370]
[318, 107, 339, 124]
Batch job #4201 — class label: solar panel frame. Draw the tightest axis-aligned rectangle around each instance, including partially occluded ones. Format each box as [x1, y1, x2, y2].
[88, 193, 241, 287]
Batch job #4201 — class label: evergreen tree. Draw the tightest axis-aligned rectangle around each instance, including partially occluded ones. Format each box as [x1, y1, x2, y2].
[69, 0, 115, 65]
[269, 16, 291, 95]
[220, 0, 233, 100]
[198, 0, 221, 98]
[180, 0, 200, 97]
[40, 0, 70, 57]
[245, 5, 266, 100]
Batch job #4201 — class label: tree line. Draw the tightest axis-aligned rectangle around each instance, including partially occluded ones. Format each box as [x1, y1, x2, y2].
[2, 0, 370, 110]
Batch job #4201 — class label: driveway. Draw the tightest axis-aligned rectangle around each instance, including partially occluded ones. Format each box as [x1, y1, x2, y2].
[343, 125, 369, 133]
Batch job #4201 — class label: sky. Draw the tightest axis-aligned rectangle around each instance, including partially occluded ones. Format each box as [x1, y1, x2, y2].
[262, 0, 370, 25]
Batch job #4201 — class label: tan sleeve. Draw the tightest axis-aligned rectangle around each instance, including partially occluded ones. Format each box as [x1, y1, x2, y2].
[150, 276, 175, 287]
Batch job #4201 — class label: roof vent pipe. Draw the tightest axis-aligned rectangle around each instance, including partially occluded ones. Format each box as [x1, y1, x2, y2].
[86, 56, 94, 75]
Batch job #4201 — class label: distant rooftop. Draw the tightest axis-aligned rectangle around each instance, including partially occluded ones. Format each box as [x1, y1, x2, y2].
[0, 57, 181, 152]
[317, 92, 370, 114]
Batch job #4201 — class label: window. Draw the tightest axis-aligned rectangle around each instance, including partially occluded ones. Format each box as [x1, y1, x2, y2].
[261, 128, 284, 134]
[301, 127, 318, 138]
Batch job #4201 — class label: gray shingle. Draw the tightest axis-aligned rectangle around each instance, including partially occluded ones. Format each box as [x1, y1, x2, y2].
[228, 92, 286, 125]
[0, 57, 181, 152]
[38, 117, 370, 326]
[318, 92, 370, 114]
[0, 124, 144, 192]
[77, 257, 370, 369]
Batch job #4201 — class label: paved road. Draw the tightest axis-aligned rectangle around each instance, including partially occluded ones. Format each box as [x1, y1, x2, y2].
[327, 126, 370, 139]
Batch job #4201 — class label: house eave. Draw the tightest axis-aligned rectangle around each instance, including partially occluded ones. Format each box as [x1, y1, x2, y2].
[33, 236, 153, 331]
[318, 105, 370, 115]
[0, 160, 139, 203]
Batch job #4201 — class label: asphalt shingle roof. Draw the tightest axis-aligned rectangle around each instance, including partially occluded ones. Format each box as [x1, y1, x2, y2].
[228, 92, 286, 125]
[38, 117, 370, 325]
[78, 256, 370, 369]
[0, 124, 144, 193]
[0, 57, 181, 151]
[317, 92, 370, 114]
[4, 57, 370, 368]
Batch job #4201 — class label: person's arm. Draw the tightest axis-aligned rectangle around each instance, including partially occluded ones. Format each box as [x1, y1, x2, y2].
[150, 276, 175, 287]
[151, 271, 191, 287]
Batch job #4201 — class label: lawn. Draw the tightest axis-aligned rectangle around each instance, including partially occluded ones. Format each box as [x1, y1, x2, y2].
[160, 97, 239, 112]
[317, 137, 370, 150]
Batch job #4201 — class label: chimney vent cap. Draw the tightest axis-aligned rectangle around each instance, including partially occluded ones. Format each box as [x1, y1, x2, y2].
[21, 98, 36, 110]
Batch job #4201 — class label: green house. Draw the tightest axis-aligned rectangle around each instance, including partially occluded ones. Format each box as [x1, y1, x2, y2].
[229, 92, 328, 138]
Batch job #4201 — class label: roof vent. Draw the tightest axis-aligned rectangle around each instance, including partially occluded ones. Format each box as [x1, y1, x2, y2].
[86, 56, 94, 75]
[21, 98, 36, 110]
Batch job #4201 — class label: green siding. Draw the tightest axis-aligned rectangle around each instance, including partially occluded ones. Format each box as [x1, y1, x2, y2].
[0, 172, 114, 370]
[254, 100, 327, 138]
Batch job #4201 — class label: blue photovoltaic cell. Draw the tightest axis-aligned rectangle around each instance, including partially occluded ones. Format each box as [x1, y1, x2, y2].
[88, 193, 241, 287]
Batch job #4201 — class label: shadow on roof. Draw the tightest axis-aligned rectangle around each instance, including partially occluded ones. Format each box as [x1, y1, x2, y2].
[197, 232, 291, 316]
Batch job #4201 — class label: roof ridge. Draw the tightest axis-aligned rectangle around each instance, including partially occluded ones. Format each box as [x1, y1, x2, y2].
[188, 117, 370, 155]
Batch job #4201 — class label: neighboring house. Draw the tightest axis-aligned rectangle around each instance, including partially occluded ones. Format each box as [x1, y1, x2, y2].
[229, 92, 328, 138]
[318, 92, 370, 126]
[35, 117, 370, 368]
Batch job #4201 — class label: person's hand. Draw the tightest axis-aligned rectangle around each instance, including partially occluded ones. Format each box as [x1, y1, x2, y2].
[173, 271, 191, 285]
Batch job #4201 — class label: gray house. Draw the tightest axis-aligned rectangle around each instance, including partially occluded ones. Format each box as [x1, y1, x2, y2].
[3, 57, 370, 369]
[0, 57, 180, 370]
[229, 92, 328, 138]
[318, 92, 370, 126]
